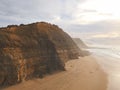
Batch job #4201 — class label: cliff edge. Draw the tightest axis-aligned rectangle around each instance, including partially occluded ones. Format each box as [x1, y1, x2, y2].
[0, 22, 81, 87]
[73, 38, 88, 48]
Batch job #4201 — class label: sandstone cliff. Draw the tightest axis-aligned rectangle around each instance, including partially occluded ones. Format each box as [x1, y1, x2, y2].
[0, 22, 80, 88]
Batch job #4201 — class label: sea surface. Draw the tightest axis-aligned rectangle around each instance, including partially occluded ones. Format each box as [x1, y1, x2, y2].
[88, 46, 120, 90]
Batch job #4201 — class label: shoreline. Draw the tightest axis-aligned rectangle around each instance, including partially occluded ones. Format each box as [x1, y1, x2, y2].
[4, 55, 107, 90]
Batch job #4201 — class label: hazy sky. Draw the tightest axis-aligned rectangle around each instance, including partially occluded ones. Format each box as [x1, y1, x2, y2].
[0, 0, 120, 40]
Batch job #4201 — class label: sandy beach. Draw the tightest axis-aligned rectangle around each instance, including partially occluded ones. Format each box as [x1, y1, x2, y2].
[4, 55, 107, 90]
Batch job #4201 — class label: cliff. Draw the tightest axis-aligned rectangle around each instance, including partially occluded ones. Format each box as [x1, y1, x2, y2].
[0, 22, 81, 87]
[73, 38, 88, 48]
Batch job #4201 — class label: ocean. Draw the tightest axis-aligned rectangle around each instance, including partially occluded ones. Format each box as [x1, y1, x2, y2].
[88, 46, 120, 90]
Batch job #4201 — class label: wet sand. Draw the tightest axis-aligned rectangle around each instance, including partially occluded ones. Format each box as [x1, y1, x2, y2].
[90, 48, 120, 90]
[4, 55, 107, 90]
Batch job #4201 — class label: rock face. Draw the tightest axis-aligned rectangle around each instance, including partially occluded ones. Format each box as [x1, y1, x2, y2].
[73, 38, 88, 48]
[0, 22, 80, 87]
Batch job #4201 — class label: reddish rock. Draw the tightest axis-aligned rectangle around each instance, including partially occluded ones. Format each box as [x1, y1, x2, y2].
[0, 22, 80, 87]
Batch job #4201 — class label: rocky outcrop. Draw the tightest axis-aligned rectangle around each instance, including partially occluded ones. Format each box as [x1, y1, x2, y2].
[73, 38, 88, 48]
[0, 22, 81, 87]
[73, 38, 90, 56]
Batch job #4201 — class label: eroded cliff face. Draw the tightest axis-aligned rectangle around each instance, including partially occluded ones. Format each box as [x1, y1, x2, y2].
[0, 22, 80, 87]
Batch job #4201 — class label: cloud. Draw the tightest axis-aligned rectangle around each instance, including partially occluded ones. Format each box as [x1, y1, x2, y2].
[0, 0, 86, 26]
[0, 0, 117, 26]
[0, 0, 120, 42]
[63, 20, 120, 40]
[0, 0, 62, 25]
[92, 32, 120, 38]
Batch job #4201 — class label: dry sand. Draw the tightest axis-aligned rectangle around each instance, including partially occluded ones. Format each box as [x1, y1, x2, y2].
[4, 55, 107, 90]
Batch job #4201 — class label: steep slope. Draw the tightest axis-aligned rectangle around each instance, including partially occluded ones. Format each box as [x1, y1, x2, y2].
[0, 22, 80, 87]
[73, 38, 88, 48]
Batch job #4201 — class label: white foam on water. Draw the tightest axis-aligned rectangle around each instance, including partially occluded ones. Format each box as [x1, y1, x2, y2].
[88, 46, 120, 90]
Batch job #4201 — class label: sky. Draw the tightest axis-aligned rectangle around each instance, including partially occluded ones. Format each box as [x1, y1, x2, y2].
[0, 0, 120, 41]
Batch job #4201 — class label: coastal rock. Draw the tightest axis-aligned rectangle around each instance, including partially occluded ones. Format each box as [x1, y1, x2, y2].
[73, 38, 88, 48]
[0, 22, 80, 87]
